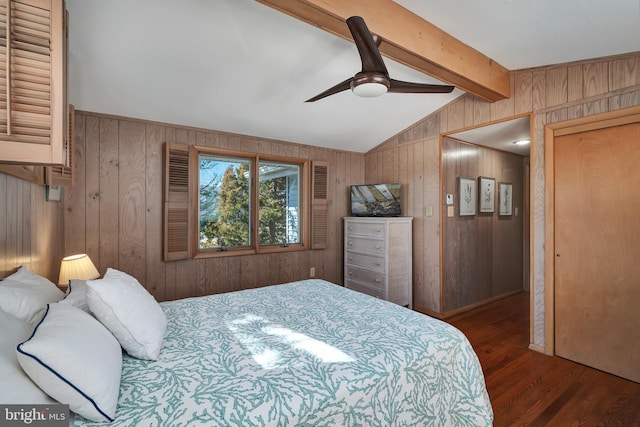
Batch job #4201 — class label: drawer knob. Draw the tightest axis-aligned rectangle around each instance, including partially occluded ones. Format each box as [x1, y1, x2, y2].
[375, 245, 381, 249]
[375, 262, 381, 266]
[348, 241, 353, 246]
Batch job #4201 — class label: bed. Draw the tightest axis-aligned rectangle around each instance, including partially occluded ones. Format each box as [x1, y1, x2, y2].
[2, 267, 492, 426]
[78, 279, 492, 426]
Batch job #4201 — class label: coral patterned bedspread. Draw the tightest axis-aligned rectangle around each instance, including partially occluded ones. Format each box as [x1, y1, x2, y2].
[75, 279, 492, 426]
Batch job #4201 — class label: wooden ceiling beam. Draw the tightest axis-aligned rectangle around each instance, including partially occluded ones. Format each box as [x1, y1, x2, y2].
[256, 0, 511, 102]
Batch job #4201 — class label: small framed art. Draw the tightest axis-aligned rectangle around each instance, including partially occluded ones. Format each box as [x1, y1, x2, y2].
[458, 176, 476, 216]
[478, 176, 495, 213]
[498, 182, 513, 216]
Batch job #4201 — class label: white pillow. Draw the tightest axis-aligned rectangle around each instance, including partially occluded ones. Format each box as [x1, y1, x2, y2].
[16, 303, 122, 422]
[87, 268, 166, 360]
[59, 279, 90, 312]
[0, 309, 55, 404]
[0, 265, 65, 323]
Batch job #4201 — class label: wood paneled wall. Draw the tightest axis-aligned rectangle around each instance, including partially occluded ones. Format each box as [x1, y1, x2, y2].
[65, 111, 365, 301]
[0, 173, 64, 281]
[441, 138, 524, 313]
[365, 133, 442, 314]
[366, 51, 640, 350]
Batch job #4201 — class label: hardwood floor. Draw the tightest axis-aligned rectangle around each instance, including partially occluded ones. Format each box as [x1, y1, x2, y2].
[446, 292, 640, 426]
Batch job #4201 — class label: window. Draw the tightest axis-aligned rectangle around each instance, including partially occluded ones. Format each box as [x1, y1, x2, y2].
[258, 161, 301, 246]
[163, 144, 327, 261]
[196, 147, 307, 256]
[199, 154, 252, 249]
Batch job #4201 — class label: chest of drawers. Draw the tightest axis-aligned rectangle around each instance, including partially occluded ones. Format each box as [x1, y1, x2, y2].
[343, 217, 413, 308]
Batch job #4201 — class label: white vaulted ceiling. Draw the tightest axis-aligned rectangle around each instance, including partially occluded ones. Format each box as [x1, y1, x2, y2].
[67, 0, 640, 153]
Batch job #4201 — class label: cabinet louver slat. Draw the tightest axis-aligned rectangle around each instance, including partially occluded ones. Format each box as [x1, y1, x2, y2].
[45, 103, 72, 186]
[0, 0, 66, 165]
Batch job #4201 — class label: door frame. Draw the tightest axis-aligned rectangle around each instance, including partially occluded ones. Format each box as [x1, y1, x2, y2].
[543, 105, 640, 355]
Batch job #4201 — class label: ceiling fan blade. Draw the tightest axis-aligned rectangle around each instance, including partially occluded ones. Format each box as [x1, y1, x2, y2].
[389, 79, 455, 94]
[346, 16, 388, 75]
[305, 77, 353, 102]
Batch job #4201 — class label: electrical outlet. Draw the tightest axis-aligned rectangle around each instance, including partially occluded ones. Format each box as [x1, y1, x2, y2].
[310, 267, 315, 277]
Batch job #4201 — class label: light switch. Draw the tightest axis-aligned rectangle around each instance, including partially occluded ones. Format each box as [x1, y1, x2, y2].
[447, 206, 454, 217]
[425, 206, 433, 217]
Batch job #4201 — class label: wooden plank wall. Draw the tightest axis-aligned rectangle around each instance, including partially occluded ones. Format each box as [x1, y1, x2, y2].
[441, 137, 524, 313]
[366, 51, 640, 349]
[0, 173, 65, 281]
[365, 125, 442, 314]
[65, 111, 365, 301]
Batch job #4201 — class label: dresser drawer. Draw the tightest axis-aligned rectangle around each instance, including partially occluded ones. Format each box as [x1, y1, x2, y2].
[345, 281, 385, 300]
[345, 221, 386, 238]
[345, 251, 385, 272]
[345, 265, 385, 290]
[345, 236, 385, 255]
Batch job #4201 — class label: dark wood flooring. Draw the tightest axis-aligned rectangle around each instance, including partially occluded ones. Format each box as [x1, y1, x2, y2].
[446, 292, 640, 426]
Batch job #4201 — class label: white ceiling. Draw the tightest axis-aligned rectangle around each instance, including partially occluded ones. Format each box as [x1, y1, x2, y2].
[448, 116, 531, 156]
[67, 0, 640, 154]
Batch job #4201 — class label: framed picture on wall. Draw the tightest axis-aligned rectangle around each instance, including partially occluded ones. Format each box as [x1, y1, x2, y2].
[478, 176, 495, 213]
[458, 176, 477, 216]
[499, 182, 513, 216]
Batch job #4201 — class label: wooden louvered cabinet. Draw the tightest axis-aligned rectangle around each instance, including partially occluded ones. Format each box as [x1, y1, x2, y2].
[0, 0, 68, 166]
[45, 103, 73, 186]
[344, 217, 413, 308]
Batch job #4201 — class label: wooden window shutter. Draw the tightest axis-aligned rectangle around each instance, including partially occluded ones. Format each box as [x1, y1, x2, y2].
[0, 0, 67, 165]
[311, 161, 328, 249]
[163, 143, 190, 261]
[45, 104, 73, 187]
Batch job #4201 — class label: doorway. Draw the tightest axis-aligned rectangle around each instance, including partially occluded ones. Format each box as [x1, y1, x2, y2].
[444, 115, 531, 312]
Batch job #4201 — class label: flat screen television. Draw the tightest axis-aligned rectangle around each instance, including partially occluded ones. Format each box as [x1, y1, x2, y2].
[350, 183, 402, 217]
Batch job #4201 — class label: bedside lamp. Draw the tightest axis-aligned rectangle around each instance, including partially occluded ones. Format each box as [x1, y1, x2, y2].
[58, 254, 100, 287]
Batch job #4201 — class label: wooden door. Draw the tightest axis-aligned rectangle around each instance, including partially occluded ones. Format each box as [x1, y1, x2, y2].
[554, 121, 640, 383]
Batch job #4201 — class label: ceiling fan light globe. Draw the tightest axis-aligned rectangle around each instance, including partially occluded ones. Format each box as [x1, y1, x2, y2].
[351, 72, 390, 98]
[352, 82, 388, 97]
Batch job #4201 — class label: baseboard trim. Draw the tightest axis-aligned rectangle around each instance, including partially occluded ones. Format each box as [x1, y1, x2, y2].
[528, 343, 546, 354]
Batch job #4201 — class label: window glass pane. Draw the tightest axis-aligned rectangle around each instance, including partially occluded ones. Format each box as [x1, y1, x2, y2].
[199, 154, 251, 249]
[258, 161, 300, 246]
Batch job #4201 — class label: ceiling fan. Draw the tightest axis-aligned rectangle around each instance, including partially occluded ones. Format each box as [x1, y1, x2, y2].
[306, 16, 455, 102]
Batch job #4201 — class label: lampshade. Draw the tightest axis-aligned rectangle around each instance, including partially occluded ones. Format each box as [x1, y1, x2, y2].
[58, 254, 100, 285]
